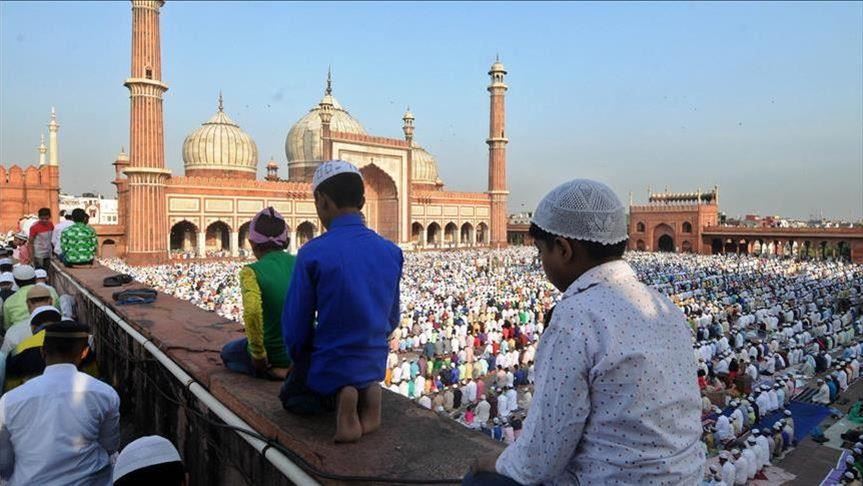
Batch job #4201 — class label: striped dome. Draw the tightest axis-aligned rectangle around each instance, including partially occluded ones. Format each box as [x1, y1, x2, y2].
[411, 143, 439, 184]
[285, 95, 366, 170]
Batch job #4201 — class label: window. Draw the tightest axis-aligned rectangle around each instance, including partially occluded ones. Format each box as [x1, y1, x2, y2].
[145, 68, 153, 79]
[636, 222, 645, 232]
[682, 221, 693, 233]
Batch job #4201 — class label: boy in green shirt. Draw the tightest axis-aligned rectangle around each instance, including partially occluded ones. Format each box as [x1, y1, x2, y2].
[220, 207, 294, 378]
[60, 209, 97, 266]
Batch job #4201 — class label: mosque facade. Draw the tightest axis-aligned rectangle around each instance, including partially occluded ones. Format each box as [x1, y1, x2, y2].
[103, 0, 509, 265]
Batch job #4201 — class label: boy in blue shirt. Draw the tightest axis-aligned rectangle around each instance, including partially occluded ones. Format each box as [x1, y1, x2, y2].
[280, 160, 403, 443]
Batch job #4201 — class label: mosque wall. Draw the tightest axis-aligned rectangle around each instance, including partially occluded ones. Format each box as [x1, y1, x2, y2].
[0, 164, 60, 232]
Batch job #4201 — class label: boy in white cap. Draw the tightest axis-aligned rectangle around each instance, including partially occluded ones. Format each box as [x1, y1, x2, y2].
[113, 435, 187, 486]
[719, 450, 736, 486]
[280, 160, 403, 443]
[468, 179, 704, 485]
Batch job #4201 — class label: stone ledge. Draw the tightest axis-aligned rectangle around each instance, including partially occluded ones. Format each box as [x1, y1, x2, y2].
[53, 262, 502, 484]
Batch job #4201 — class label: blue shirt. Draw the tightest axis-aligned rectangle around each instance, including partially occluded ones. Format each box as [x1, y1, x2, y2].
[281, 213, 403, 395]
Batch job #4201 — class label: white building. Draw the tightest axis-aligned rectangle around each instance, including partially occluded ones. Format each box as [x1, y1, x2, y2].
[60, 193, 119, 225]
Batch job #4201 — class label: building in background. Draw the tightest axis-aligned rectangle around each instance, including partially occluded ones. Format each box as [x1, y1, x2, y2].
[60, 193, 119, 225]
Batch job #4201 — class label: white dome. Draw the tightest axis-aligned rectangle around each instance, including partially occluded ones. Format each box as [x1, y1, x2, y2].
[411, 143, 439, 184]
[183, 97, 258, 176]
[285, 95, 366, 172]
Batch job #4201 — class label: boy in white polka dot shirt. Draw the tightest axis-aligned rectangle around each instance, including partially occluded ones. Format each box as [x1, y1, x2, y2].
[466, 179, 705, 485]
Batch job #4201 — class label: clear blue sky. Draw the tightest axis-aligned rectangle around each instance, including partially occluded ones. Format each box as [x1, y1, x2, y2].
[2, 1, 861, 220]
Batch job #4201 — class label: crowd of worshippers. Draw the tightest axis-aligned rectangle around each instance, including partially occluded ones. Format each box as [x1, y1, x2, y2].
[0, 263, 190, 484]
[645, 251, 863, 485]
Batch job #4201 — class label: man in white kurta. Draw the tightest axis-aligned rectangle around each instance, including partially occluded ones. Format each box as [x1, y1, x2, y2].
[0, 321, 120, 485]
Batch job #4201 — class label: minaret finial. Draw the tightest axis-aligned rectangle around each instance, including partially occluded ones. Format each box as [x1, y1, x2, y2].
[326, 65, 332, 95]
[218, 91, 224, 112]
[496, 52, 500, 62]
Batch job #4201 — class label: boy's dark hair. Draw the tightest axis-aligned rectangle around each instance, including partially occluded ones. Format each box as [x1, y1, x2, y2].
[114, 461, 186, 486]
[314, 173, 364, 209]
[71, 208, 89, 224]
[38, 207, 51, 218]
[59, 209, 66, 218]
[42, 321, 90, 359]
[252, 208, 288, 251]
[528, 223, 627, 260]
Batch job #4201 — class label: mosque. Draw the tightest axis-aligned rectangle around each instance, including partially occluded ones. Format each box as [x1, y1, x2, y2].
[102, 0, 509, 265]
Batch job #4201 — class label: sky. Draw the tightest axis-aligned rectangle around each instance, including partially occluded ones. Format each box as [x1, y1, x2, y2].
[1, 1, 861, 221]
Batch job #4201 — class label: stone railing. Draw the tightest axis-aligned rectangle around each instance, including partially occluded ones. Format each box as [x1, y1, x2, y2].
[50, 262, 501, 486]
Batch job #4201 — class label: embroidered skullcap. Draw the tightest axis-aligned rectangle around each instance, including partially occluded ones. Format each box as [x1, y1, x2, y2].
[311, 160, 362, 192]
[531, 179, 627, 244]
[113, 435, 182, 482]
[0, 272, 13, 284]
[34, 268, 47, 279]
[248, 207, 288, 246]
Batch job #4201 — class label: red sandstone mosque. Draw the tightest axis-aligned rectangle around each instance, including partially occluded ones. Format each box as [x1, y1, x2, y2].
[2, 0, 862, 264]
[111, 0, 507, 264]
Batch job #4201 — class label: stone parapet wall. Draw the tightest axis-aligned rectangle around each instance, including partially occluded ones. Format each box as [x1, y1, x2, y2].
[51, 262, 500, 485]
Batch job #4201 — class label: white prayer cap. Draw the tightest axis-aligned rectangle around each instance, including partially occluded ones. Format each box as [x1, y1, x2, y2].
[747, 437, 757, 444]
[752, 428, 760, 435]
[530, 179, 627, 245]
[783, 409, 792, 416]
[12, 264, 35, 281]
[311, 160, 362, 192]
[30, 305, 60, 322]
[113, 435, 182, 483]
[34, 268, 47, 279]
[719, 451, 731, 460]
[0, 272, 13, 284]
[731, 448, 741, 456]
[0, 258, 12, 266]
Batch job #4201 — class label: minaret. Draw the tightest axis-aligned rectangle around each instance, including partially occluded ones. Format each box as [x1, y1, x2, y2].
[402, 107, 415, 243]
[487, 56, 509, 248]
[38, 133, 47, 166]
[47, 107, 59, 166]
[318, 67, 335, 164]
[44, 109, 61, 221]
[113, 147, 130, 229]
[123, 0, 170, 264]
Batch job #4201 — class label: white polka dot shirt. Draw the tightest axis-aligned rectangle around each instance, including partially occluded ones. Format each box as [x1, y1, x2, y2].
[496, 260, 705, 485]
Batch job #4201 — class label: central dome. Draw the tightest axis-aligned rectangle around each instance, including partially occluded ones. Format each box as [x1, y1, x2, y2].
[183, 95, 258, 179]
[285, 76, 366, 181]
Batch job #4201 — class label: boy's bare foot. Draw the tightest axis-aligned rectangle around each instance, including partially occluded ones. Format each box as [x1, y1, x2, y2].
[334, 386, 362, 443]
[358, 383, 382, 436]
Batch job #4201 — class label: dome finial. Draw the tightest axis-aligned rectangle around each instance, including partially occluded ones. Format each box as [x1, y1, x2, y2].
[218, 91, 224, 112]
[326, 65, 333, 96]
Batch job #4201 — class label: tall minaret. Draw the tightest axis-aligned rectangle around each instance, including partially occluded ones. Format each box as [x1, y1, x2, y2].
[38, 133, 47, 166]
[487, 56, 509, 248]
[123, 0, 170, 264]
[47, 107, 59, 166]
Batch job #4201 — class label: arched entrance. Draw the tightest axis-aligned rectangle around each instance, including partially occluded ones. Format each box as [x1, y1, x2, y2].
[170, 221, 199, 253]
[636, 239, 646, 251]
[296, 222, 316, 247]
[477, 223, 488, 245]
[411, 222, 424, 246]
[444, 222, 458, 247]
[654, 223, 675, 252]
[238, 221, 251, 255]
[711, 238, 723, 254]
[206, 221, 231, 252]
[658, 235, 674, 252]
[361, 165, 399, 242]
[101, 239, 117, 258]
[681, 240, 693, 253]
[427, 222, 441, 247]
[461, 223, 474, 246]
